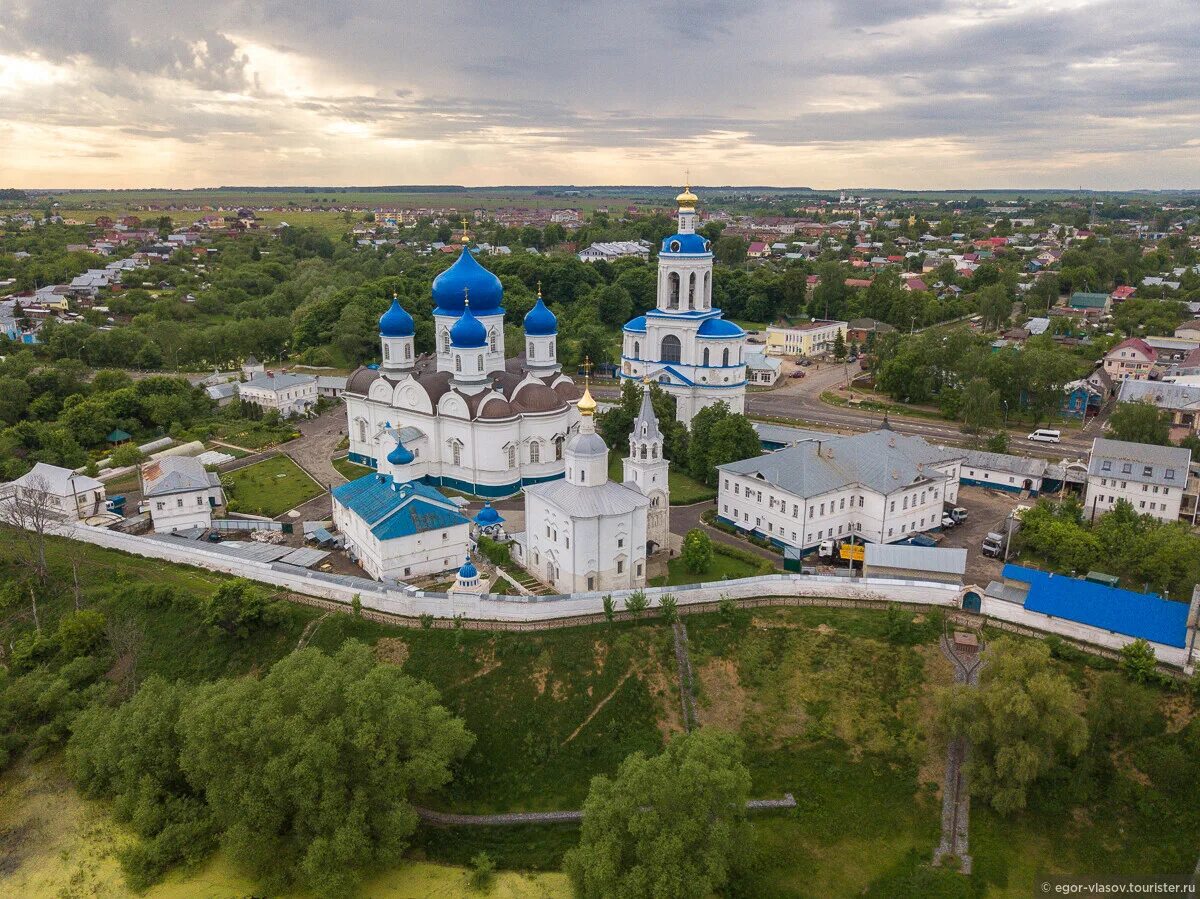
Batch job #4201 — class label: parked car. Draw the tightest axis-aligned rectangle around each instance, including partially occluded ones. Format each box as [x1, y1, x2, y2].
[1027, 428, 1061, 444]
[950, 507, 968, 524]
[941, 513, 956, 528]
[790, 371, 806, 379]
[799, 358, 812, 367]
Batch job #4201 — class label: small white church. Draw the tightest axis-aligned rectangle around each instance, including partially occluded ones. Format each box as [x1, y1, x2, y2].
[513, 377, 669, 593]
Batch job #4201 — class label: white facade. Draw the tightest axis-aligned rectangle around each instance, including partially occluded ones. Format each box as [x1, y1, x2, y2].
[578, 240, 651, 262]
[344, 252, 579, 498]
[518, 386, 652, 592]
[622, 384, 671, 552]
[1, 463, 106, 522]
[239, 372, 317, 417]
[619, 187, 747, 425]
[765, 320, 848, 357]
[141, 456, 224, 534]
[1084, 437, 1191, 523]
[717, 430, 962, 552]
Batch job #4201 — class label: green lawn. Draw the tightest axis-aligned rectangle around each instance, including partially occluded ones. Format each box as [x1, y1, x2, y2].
[649, 549, 773, 587]
[333, 455, 374, 481]
[607, 452, 716, 505]
[221, 454, 324, 516]
[209, 419, 299, 450]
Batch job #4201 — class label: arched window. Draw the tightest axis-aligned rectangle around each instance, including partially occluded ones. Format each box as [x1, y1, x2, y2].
[702, 347, 710, 366]
[722, 347, 730, 366]
[383, 343, 390, 361]
[661, 334, 681, 363]
[530, 441, 540, 463]
[633, 340, 640, 358]
[549, 339, 555, 357]
[404, 343, 411, 360]
[528, 341, 535, 359]
[555, 436, 564, 460]
[489, 328, 497, 353]
[704, 271, 711, 307]
[356, 419, 367, 442]
[452, 443, 462, 466]
[640, 444, 647, 460]
[652, 445, 658, 459]
[455, 355, 462, 373]
[507, 445, 516, 468]
[439, 328, 449, 354]
[688, 272, 696, 309]
[477, 355, 484, 372]
[667, 272, 680, 309]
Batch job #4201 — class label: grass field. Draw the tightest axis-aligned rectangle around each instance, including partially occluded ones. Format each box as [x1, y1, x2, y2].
[1, 531, 1196, 895]
[333, 454, 374, 481]
[650, 549, 772, 587]
[209, 418, 299, 450]
[607, 452, 716, 505]
[222, 454, 324, 516]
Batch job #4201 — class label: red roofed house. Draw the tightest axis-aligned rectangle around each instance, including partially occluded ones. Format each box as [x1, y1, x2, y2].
[1111, 285, 1137, 302]
[747, 241, 770, 259]
[902, 277, 928, 293]
[1103, 337, 1155, 382]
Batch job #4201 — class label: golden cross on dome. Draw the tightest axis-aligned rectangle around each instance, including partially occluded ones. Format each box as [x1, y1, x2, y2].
[582, 356, 592, 380]
[536, 280, 542, 298]
[463, 286, 469, 307]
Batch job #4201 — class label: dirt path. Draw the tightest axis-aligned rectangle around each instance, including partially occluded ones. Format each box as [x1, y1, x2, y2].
[562, 668, 634, 745]
[295, 611, 330, 651]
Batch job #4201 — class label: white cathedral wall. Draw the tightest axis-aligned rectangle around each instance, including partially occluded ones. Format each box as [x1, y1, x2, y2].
[524, 494, 648, 592]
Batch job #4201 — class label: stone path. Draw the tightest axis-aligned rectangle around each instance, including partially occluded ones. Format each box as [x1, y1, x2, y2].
[670, 500, 782, 564]
[933, 631, 985, 875]
[414, 794, 797, 827]
[671, 619, 697, 730]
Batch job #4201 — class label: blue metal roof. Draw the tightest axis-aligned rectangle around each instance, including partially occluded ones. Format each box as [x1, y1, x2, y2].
[523, 296, 557, 335]
[1002, 564, 1189, 648]
[332, 473, 469, 541]
[432, 248, 503, 314]
[697, 318, 745, 338]
[379, 297, 415, 337]
[449, 305, 488, 348]
[623, 315, 647, 333]
[660, 233, 711, 254]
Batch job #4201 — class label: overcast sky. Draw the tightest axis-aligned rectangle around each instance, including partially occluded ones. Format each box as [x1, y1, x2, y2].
[1, 0, 1197, 190]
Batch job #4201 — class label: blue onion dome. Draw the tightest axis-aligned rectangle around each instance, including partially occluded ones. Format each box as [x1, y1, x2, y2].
[474, 502, 503, 525]
[387, 434, 414, 466]
[450, 300, 488, 349]
[523, 285, 557, 336]
[622, 315, 647, 333]
[697, 318, 745, 338]
[458, 555, 478, 580]
[660, 232, 711, 254]
[432, 248, 503, 314]
[379, 295, 414, 337]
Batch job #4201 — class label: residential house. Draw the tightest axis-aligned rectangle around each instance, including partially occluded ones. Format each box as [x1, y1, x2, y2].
[1084, 437, 1191, 524]
[1116, 380, 1200, 439]
[1102, 337, 1155, 382]
[316, 376, 348, 398]
[141, 456, 224, 534]
[1069, 292, 1111, 315]
[2, 463, 106, 521]
[1061, 377, 1106, 418]
[747, 241, 770, 259]
[577, 240, 651, 262]
[846, 318, 896, 345]
[238, 372, 318, 417]
[1175, 320, 1200, 341]
[1111, 285, 1137, 302]
[959, 449, 1047, 494]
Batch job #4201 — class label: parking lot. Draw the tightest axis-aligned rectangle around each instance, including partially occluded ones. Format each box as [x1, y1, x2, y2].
[937, 485, 1032, 586]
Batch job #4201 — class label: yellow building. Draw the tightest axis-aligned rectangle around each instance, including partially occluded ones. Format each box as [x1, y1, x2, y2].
[765, 319, 847, 357]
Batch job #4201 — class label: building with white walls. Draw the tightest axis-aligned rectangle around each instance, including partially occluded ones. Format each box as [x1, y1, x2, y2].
[619, 186, 747, 425]
[1084, 437, 1191, 523]
[239, 372, 318, 417]
[717, 428, 962, 553]
[140, 456, 224, 533]
[1, 463, 106, 522]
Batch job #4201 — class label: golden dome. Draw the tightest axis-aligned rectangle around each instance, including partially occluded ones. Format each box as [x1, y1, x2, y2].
[675, 184, 698, 209]
[577, 384, 597, 416]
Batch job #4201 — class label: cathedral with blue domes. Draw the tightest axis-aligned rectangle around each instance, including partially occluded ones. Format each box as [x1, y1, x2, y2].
[343, 237, 579, 498]
[620, 185, 746, 424]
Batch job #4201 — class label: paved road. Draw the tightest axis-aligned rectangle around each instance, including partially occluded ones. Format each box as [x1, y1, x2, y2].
[669, 500, 780, 564]
[281, 406, 349, 491]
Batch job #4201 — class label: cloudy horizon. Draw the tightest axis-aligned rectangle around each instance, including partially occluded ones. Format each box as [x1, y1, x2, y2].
[1, 0, 1198, 191]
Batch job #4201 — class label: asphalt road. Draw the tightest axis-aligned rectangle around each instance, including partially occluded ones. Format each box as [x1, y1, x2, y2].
[593, 359, 1102, 462]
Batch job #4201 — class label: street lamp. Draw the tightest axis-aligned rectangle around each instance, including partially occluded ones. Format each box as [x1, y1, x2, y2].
[910, 315, 917, 335]
[1002, 399, 1009, 426]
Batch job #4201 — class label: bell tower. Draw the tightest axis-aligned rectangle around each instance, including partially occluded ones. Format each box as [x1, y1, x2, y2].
[623, 379, 670, 552]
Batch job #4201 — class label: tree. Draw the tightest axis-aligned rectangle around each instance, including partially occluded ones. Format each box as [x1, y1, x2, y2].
[624, 590, 649, 618]
[658, 593, 679, 624]
[602, 594, 615, 623]
[1119, 638, 1157, 683]
[178, 641, 473, 897]
[110, 443, 145, 468]
[1107, 402, 1171, 446]
[563, 729, 752, 899]
[1, 473, 58, 589]
[686, 403, 760, 486]
[832, 330, 847, 361]
[681, 528, 713, 574]
[959, 378, 1000, 434]
[201, 580, 277, 637]
[985, 431, 1009, 454]
[938, 638, 1087, 815]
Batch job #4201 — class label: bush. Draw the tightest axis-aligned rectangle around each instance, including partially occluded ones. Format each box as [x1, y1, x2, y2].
[469, 850, 496, 892]
[1119, 638, 1157, 683]
[624, 590, 649, 618]
[110, 443, 146, 468]
[55, 609, 107, 659]
[681, 529, 713, 574]
[477, 536, 512, 567]
[659, 594, 678, 624]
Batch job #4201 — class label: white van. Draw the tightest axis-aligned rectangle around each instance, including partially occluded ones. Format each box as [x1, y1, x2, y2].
[1026, 429, 1061, 444]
